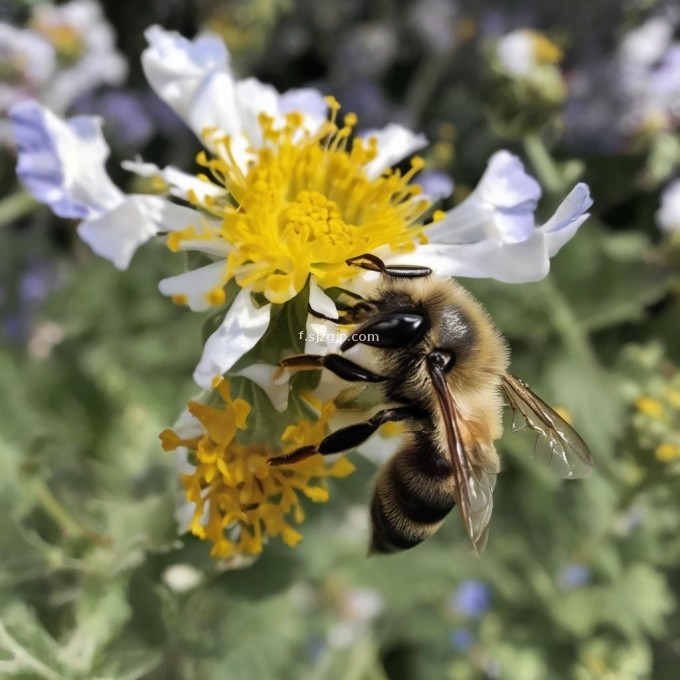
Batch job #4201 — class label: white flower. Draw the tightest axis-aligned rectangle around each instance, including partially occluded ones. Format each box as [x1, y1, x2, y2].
[495, 29, 562, 78]
[10, 25, 592, 396]
[0, 23, 56, 112]
[656, 179, 680, 232]
[616, 15, 680, 134]
[0, 0, 126, 127]
[29, 0, 127, 113]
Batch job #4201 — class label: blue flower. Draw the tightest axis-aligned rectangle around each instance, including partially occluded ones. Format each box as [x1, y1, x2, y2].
[450, 627, 475, 651]
[557, 564, 591, 590]
[449, 580, 491, 617]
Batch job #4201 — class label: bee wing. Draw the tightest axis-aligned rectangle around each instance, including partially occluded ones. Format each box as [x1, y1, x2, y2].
[428, 362, 496, 553]
[501, 373, 594, 479]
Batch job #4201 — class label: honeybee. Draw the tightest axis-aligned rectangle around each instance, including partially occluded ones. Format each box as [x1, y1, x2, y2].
[268, 254, 593, 554]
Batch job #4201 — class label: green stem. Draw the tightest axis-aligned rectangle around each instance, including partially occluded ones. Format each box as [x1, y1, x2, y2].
[524, 134, 562, 194]
[405, 51, 453, 125]
[31, 479, 110, 547]
[0, 189, 38, 227]
[539, 276, 600, 369]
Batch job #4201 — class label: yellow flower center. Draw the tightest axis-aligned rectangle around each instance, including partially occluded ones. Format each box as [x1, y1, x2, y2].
[32, 21, 85, 63]
[160, 382, 355, 558]
[176, 99, 439, 305]
[526, 30, 563, 65]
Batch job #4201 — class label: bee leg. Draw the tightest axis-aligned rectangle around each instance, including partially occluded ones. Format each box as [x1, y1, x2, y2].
[346, 253, 432, 278]
[340, 312, 428, 351]
[280, 354, 386, 383]
[268, 406, 421, 466]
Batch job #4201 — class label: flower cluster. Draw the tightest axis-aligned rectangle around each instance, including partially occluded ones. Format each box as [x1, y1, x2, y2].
[9, 24, 592, 558]
[161, 381, 355, 557]
[624, 344, 680, 465]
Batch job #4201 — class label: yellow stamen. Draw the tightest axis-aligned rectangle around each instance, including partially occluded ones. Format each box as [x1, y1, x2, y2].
[168, 100, 435, 306]
[171, 294, 189, 306]
[205, 287, 227, 306]
[162, 382, 355, 557]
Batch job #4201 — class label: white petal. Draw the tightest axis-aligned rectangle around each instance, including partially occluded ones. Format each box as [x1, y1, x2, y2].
[417, 170, 454, 202]
[77, 195, 191, 270]
[158, 261, 226, 311]
[309, 279, 338, 320]
[541, 183, 593, 256]
[427, 151, 541, 244]
[193, 288, 271, 389]
[619, 18, 673, 68]
[234, 363, 290, 412]
[656, 179, 680, 232]
[496, 31, 535, 77]
[304, 316, 346, 355]
[11, 100, 122, 219]
[141, 26, 230, 123]
[361, 123, 428, 179]
[476, 151, 542, 208]
[278, 87, 328, 129]
[122, 159, 226, 202]
[382, 237, 551, 283]
[233, 77, 281, 144]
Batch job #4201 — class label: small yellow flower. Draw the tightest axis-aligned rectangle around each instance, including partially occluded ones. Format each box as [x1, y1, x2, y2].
[656, 443, 680, 463]
[160, 383, 355, 558]
[635, 396, 664, 419]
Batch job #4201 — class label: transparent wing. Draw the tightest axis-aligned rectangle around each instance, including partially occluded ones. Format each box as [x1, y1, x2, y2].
[428, 361, 496, 553]
[501, 373, 594, 479]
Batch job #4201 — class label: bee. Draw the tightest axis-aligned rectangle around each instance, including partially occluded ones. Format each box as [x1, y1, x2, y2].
[268, 254, 593, 554]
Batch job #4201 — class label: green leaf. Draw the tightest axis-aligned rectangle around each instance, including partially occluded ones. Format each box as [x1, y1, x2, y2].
[58, 579, 132, 674]
[0, 603, 62, 679]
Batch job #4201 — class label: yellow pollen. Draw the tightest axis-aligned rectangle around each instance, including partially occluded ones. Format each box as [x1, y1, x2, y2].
[171, 101, 434, 305]
[171, 294, 189, 306]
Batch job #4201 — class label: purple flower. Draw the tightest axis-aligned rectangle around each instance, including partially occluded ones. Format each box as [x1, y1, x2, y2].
[449, 580, 491, 617]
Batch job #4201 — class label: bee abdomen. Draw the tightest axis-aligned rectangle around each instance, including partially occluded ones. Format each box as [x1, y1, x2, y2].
[369, 434, 456, 554]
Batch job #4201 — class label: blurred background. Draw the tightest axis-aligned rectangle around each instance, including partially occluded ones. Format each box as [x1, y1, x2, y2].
[1, 0, 680, 678]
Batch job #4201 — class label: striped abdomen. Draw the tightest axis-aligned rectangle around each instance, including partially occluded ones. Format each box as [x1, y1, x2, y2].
[370, 431, 456, 554]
